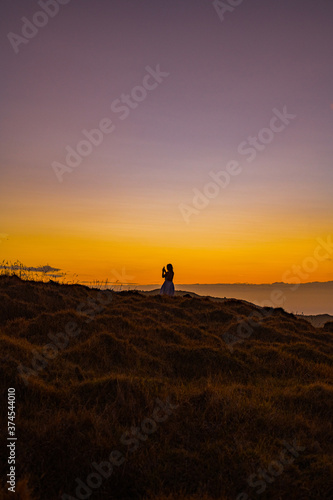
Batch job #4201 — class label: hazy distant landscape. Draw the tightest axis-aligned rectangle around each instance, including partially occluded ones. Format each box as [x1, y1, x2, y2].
[129, 282, 333, 316]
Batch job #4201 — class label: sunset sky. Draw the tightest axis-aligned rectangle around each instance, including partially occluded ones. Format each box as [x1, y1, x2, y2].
[1, 0, 332, 285]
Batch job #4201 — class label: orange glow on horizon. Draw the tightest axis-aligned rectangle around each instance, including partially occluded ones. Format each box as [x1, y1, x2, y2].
[1, 230, 332, 286]
[2, 178, 332, 287]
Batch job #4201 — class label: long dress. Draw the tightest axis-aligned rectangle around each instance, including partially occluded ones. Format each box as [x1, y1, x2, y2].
[160, 271, 175, 296]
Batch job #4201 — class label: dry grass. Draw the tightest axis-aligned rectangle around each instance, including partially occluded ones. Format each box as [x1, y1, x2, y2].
[0, 275, 332, 500]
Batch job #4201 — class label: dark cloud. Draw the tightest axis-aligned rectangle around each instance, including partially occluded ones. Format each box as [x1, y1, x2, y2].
[0, 264, 63, 274]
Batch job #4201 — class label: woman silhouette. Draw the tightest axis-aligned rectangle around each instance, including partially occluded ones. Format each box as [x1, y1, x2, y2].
[159, 264, 175, 296]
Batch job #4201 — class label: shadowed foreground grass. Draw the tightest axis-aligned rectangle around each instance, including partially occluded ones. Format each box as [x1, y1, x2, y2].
[0, 276, 332, 500]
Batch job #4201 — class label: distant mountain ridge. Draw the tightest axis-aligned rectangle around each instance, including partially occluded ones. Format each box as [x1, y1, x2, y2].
[296, 314, 333, 328]
[137, 281, 333, 315]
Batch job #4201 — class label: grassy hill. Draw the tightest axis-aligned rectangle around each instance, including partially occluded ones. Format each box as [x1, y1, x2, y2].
[0, 275, 332, 500]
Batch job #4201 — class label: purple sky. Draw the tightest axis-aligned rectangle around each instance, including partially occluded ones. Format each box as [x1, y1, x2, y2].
[1, 0, 332, 283]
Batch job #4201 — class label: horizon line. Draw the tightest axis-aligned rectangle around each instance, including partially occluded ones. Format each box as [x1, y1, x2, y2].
[80, 280, 333, 286]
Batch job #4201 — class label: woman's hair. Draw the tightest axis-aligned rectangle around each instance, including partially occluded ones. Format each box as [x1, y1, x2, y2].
[167, 264, 173, 271]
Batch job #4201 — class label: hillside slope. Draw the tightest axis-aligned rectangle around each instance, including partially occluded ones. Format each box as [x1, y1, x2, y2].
[0, 276, 332, 500]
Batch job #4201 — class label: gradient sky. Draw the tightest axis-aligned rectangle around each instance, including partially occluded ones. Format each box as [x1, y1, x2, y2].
[1, 0, 332, 285]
